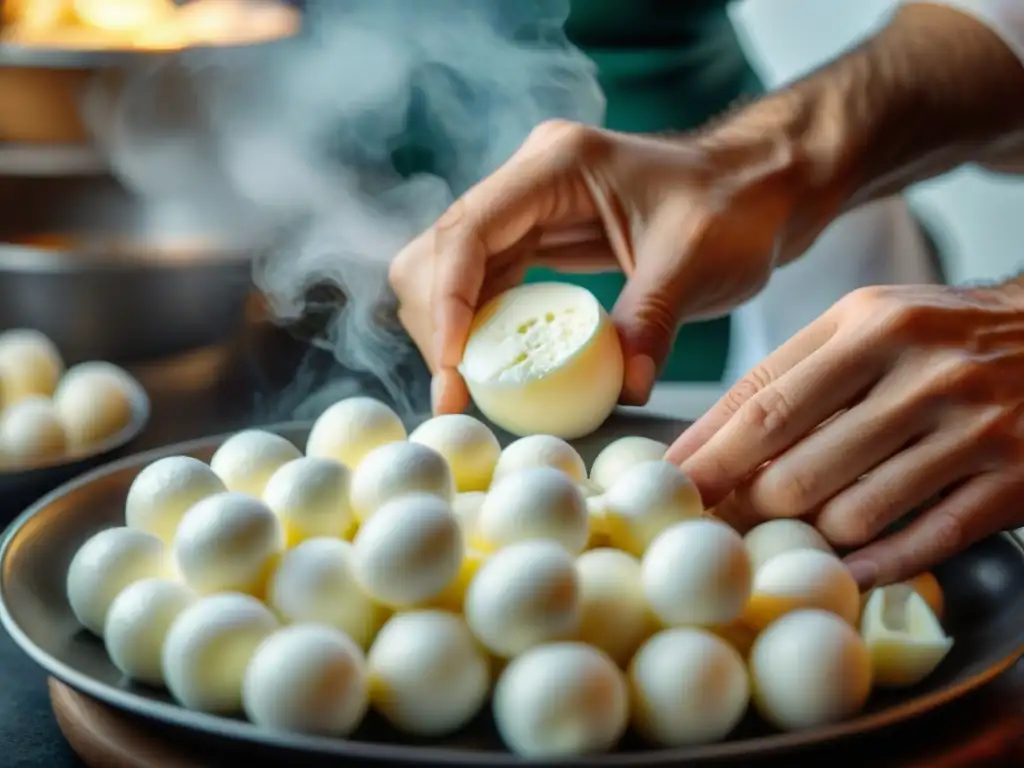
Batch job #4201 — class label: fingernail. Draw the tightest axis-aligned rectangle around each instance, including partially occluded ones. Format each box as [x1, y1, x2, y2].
[623, 355, 656, 404]
[430, 374, 444, 415]
[846, 560, 879, 591]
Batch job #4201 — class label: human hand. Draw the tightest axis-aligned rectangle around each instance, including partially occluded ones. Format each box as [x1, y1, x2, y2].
[667, 284, 1024, 588]
[389, 118, 812, 415]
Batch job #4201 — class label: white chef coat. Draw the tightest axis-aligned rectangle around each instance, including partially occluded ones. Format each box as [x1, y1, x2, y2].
[725, 0, 1024, 382]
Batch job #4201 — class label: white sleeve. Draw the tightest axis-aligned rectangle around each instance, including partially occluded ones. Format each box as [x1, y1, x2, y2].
[913, 1, 1024, 62]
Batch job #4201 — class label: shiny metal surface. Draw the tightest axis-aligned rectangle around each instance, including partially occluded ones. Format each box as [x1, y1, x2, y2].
[0, 380, 149, 521]
[0, 174, 260, 363]
[2, 415, 1023, 766]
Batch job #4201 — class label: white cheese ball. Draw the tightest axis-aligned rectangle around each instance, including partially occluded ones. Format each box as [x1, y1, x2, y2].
[459, 283, 624, 439]
[262, 457, 353, 546]
[575, 548, 650, 666]
[409, 414, 500, 492]
[642, 519, 751, 627]
[266, 538, 380, 649]
[493, 642, 629, 758]
[125, 456, 227, 544]
[305, 397, 406, 470]
[492, 434, 586, 484]
[860, 584, 953, 688]
[172, 492, 284, 597]
[475, 467, 588, 554]
[750, 609, 872, 731]
[66, 527, 168, 636]
[104, 578, 196, 687]
[630, 628, 750, 746]
[243, 624, 369, 736]
[209, 429, 302, 497]
[352, 493, 463, 608]
[53, 362, 137, 450]
[0, 396, 67, 467]
[349, 441, 454, 522]
[743, 519, 833, 573]
[745, 549, 860, 631]
[603, 460, 704, 555]
[0, 329, 63, 404]
[367, 611, 489, 736]
[464, 540, 579, 658]
[162, 592, 279, 714]
[589, 436, 668, 492]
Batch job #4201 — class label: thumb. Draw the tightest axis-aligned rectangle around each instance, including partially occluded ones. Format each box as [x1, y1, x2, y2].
[611, 218, 691, 405]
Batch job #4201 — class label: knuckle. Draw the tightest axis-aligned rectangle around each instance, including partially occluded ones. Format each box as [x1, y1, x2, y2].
[922, 354, 986, 404]
[819, 495, 887, 548]
[738, 386, 794, 441]
[838, 286, 921, 344]
[525, 119, 599, 156]
[748, 466, 818, 517]
[927, 506, 967, 556]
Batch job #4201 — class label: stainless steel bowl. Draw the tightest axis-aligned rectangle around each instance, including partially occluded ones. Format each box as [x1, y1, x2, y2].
[0, 174, 261, 363]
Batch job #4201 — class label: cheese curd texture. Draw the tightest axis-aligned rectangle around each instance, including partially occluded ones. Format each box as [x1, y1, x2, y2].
[349, 441, 455, 523]
[66, 526, 167, 636]
[493, 642, 629, 758]
[162, 593, 279, 714]
[367, 611, 490, 736]
[209, 430, 302, 497]
[305, 397, 407, 470]
[409, 414, 500, 492]
[125, 456, 226, 544]
[262, 457, 353, 546]
[172, 492, 284, 597]
[243, 624, 369, 736]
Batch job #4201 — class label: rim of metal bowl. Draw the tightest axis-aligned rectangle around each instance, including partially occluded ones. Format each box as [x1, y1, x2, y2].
[0, 424, 1022, 765]
[0, 378, 150, 477]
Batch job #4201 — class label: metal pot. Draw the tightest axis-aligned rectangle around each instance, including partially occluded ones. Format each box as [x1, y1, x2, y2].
[0, 173, 262, 363]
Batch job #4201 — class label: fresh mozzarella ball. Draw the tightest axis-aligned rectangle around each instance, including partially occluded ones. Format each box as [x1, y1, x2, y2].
[266, 538, 381, 649]
[125, 456, 226, 544]
[630, 628, 749, 746]
[162, 593, 279, 714]
[209, 430, 302, 497]
[352, 493, 463, 608]
[0, 396, 67, 466]
[262, 457, 353, 546]
[452, 491, 486, 537]
[744, 549, 860, 631]
[860, 584, 953, 688]
[243, 624, 368, 735]
[172, 492, 284, 597]
[642, 519, 751, 627]
[493, 642, 628, 758]
[367, 611, 489, 736]
[750, 609, 872, 731]
[0, 329, 63, 403]
[459, 283, 624, 439]
[104, 578, 196, 687]
[492, 434, 586, 484]
[475, 467, 588, 554]
[589, 436, 668, 492]
[743, 519, 833, 573]
[53, 362, 137, 450]
[349, 441, 454, 523]
[305, 397, 406, 470]
[575, 548, 650, 666]
[409, 414, 500, 492]
[464, 540, 580, 658]
[66, 527, 168, 636]
[602, 460, 703, 555]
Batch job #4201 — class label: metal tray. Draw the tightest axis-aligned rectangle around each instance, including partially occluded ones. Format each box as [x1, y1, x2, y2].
[2, 414, 1023, 766]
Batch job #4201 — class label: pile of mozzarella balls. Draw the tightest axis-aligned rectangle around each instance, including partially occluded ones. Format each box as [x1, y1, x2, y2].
[0, 329, 141, 470]
[64, 396, 954, 758]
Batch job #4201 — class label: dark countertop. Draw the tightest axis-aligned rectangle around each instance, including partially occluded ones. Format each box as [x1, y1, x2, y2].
[0, 323, 1022, 767]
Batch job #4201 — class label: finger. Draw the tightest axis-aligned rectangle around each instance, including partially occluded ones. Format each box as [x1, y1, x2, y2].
[665, 315, 840, 464]
[815, 424, 986, 549]
[677, 335, 884, 507]
[530, 240, 618, 273]
[430, 368, 470, 415]
[739, 389, 931, 521]
[843, 471, 1024, 587]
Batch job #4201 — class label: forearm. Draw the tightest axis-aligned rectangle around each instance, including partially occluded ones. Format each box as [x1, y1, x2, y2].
[698, 2, 1024, 264]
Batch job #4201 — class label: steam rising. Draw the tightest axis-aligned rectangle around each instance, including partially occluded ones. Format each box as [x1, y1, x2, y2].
[89, 0, 604, 420]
